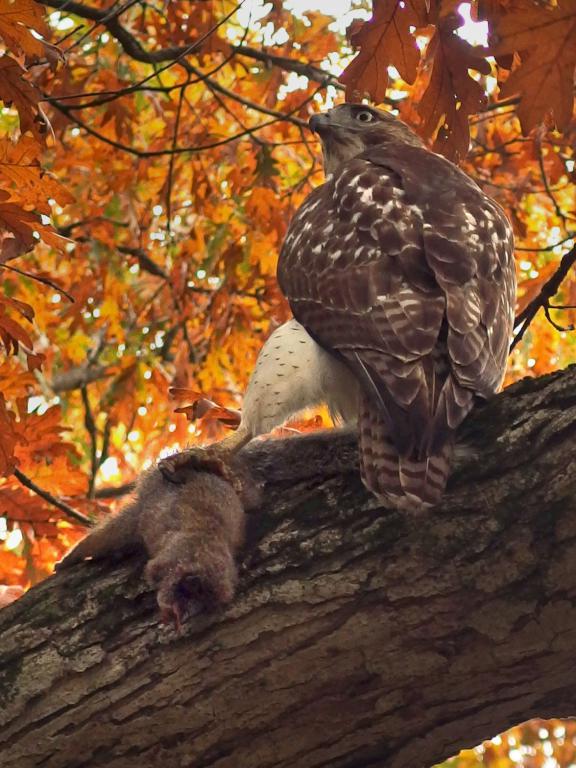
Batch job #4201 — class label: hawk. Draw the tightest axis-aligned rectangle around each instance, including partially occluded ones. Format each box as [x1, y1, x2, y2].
[277, 104, 516, 509]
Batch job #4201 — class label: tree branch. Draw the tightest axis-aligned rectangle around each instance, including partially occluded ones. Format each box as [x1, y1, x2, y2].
[39, 0, 341, 91]
[1, 365, 576, 767]
[51, 100, 305, 157]
[12, 468, 91, 526]
[512, 244, 576, 349]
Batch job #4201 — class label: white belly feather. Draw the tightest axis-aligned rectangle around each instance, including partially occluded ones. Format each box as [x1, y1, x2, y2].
[240, 319, 359, 437]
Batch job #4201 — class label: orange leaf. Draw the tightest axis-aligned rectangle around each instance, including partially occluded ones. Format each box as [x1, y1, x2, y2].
[0, 0, 49, 60]
[0, 189, 72, 260]
[0, 54, 46, 141]
[168, 386, 205, 401]
[340, 0, 429, 103]
[0, 584, 24, 607]
[490, 0, 576, 133]
[0, 312, 33, 352]
[174, 395, 241, 429]
[0, 394, 20, 476]
[1, 294, 34, 321]
[0, 135, 74, 212]
[418, 14, 491, 161]
[25, 350, 44, 372]
[0, 358, 36, 397]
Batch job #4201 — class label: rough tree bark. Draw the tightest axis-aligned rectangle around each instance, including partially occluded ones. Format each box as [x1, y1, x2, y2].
[1, 366, 576, 768]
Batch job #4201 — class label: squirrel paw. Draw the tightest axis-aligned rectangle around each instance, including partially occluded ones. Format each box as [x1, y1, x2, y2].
[158, 448, 243, 494]
[146, 550, 237, 629]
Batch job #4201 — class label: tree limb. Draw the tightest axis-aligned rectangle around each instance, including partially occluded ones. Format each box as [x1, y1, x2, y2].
[40, 0, 341, 89]
[1, 365, 576, 768]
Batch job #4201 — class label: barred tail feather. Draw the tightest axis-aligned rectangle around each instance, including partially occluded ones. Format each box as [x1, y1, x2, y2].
[359, 405, 452, 511]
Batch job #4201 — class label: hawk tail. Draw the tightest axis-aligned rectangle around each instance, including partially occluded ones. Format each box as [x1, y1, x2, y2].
[358, 405, 453, 511]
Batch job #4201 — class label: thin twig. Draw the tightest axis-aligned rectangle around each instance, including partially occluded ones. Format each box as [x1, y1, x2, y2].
[39, 0, 341, 95]
[511, 245, 576, 350]
[0, 263, 75, 302]
[118, 245, 168, 278]
[46, 43, 244, 109]
[516, 234, 575, 252]
[536, 135, 574, 227]
[13, 468, 92, 526]
[65, 0, 140, 53]
[81, 385, 98, 499]
[53, 103, 301, 157]
[543, 303, 574, 333]
[166, 79, 187, 236]
[40, 0, 245, 86]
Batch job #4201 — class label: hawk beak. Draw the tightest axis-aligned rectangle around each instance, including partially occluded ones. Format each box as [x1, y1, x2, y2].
[309, 113, 330, 134]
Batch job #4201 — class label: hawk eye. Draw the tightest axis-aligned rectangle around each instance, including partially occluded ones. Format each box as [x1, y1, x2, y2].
[355, 109, 375, 123]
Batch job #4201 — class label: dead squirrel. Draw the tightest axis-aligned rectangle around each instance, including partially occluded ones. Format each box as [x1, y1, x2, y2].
[56, 453, 260, 628]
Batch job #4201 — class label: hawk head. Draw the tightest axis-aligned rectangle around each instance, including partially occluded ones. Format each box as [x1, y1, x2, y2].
[309, 104, 423, 174]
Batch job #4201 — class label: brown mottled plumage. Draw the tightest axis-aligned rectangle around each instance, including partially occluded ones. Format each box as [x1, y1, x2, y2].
[278, 104, 516, 509]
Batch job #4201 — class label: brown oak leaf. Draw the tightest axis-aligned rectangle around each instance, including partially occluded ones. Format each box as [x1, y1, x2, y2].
[340, 0, 429, 103]
[0, 0, 48, 61]
[0, 54, 47, 140]
[0, 135, 74, 212]
[489, 0, 576, 133]
[418, 14, 491, 161]
[0, 190, 72, 261]
[0, 393, 21, 475]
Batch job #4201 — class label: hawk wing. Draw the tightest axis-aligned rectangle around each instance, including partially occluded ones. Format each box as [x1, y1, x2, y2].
[278, 144, 515, 507]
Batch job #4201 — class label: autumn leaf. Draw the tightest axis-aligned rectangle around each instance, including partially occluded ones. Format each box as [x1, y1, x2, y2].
[0, 393, 21, 475]
[0, 135, 74, 212]
[1, 294, 34, 322]
[0, 310, 33, 353]
[0, 54, 46, 140]
[340, 0, 429, 103]
[14, 405, 75, 462]
[0, 548, 29, 586]
[170, 388, 241, 429]
[0, 195, 42, 261]
[0, 0, 49, 61]
[0, 294, 37, 358]
[278, 412, 325, 435]
[255, 145, 280, 184]
[418, 14, 491, 161]
[245, 186, 281, 233]
[102, 363, 145, 425]
[175, 399, 241, 428]
[0, 190, 72, 261]
[0, 583, 24, 607]
[490, 0, 576, 133]
[0, 358, 36, 398]
[168, 386, 206, 401]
